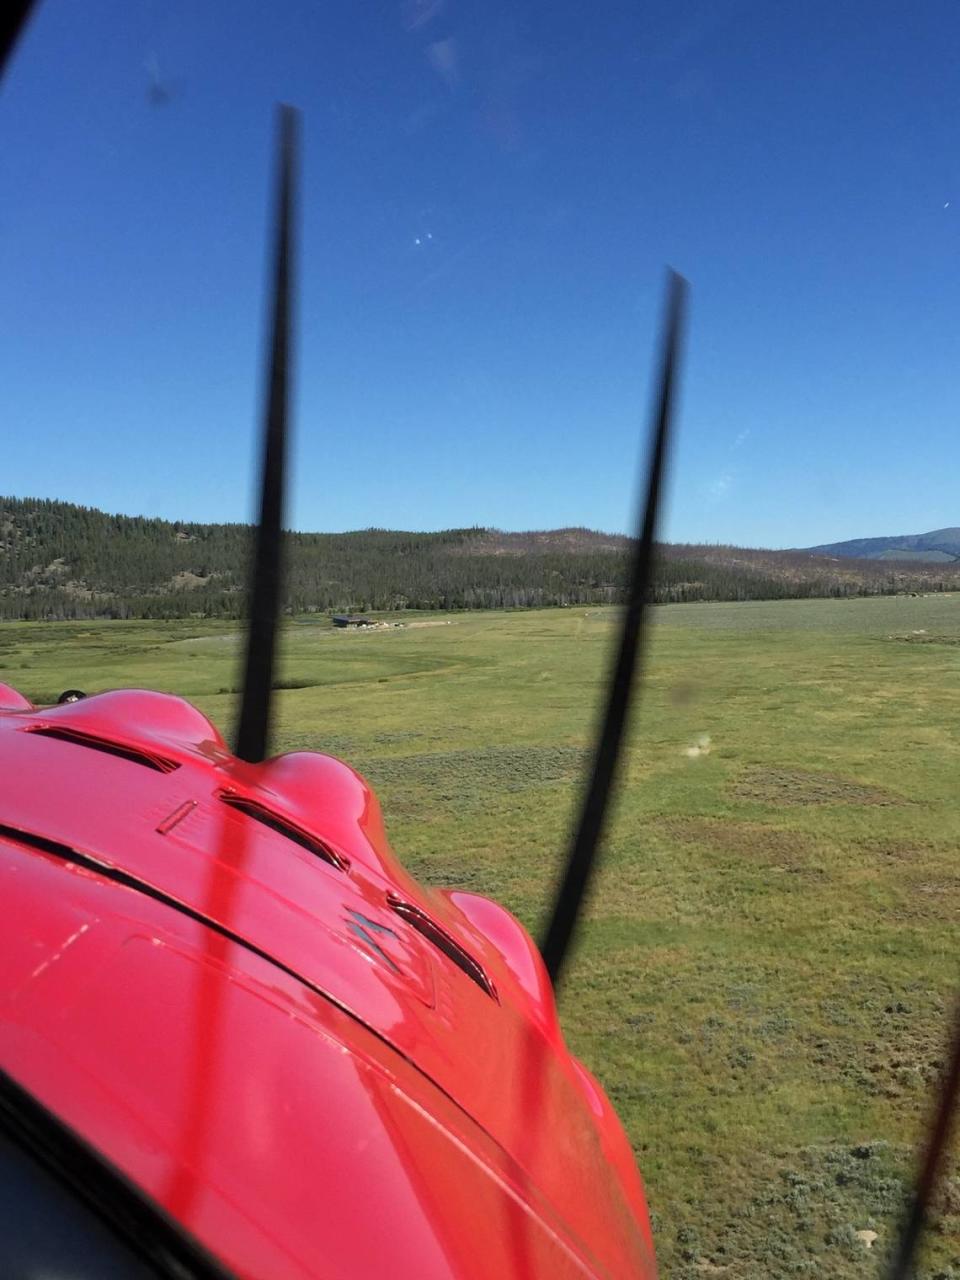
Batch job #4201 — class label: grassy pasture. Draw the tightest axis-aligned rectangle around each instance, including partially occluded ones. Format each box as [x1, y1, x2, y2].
[3, 597, 960, 1277]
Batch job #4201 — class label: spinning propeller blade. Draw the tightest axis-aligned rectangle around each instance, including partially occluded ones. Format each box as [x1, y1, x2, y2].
[1, 2, 39, 81]
[540, 270, 687, 988]
[235, 104, 299, 764]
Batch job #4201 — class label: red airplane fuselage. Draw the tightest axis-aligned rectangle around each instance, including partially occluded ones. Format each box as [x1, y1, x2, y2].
[0, 681, 657, 1278]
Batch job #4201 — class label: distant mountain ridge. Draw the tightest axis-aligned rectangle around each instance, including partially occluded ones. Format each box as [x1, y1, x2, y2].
[4, 496, 960, 621]
[806, 527, 960, 562]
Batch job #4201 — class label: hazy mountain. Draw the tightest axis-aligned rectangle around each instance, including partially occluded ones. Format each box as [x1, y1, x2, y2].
[806, 528, 960, 562]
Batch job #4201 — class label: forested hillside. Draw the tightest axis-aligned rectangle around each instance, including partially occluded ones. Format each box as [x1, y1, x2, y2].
[3, 496, 960, 621]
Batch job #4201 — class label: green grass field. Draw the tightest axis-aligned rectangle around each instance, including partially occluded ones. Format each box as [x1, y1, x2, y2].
[3, 597, 960, 1277]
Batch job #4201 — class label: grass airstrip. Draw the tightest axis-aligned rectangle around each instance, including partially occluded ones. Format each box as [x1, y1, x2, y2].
[3, 597, 960, 1277]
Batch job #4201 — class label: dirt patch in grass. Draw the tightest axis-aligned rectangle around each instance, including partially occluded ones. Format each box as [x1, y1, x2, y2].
[660, 816, 818, 874]
[891, 633, 960, 646]
[403, 860, 507, 896]
[889, 872, 960, 923]
[909, 875, 960, 897]
[361, 745, 587, 810]
[733, 767, 902, 807]
[858, 837, 943, 865]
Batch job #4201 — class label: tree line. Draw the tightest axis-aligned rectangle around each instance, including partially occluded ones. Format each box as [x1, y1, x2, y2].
[3, 496, 959, 622]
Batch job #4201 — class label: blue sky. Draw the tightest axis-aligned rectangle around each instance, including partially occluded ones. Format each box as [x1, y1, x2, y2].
[3, 0, 959, 547]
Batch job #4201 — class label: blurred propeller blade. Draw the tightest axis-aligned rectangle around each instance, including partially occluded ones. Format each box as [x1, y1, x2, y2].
[235, 105, 299, 764]
[1, 2, 38, 81]
[540, 270, 687, 988]
[887, 1010, 960, 1279]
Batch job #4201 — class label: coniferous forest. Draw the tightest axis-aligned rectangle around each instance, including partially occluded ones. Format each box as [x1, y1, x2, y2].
[3, 496, 960, 622]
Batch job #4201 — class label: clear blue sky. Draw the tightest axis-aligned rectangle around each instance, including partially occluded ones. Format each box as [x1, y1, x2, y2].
[3, 0, 959, 547]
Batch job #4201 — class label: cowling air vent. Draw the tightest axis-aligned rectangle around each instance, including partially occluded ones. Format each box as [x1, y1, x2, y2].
[217, 791, 347, 871]
[26, 726, 180, 774]
[387, 895, 497, 1001]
